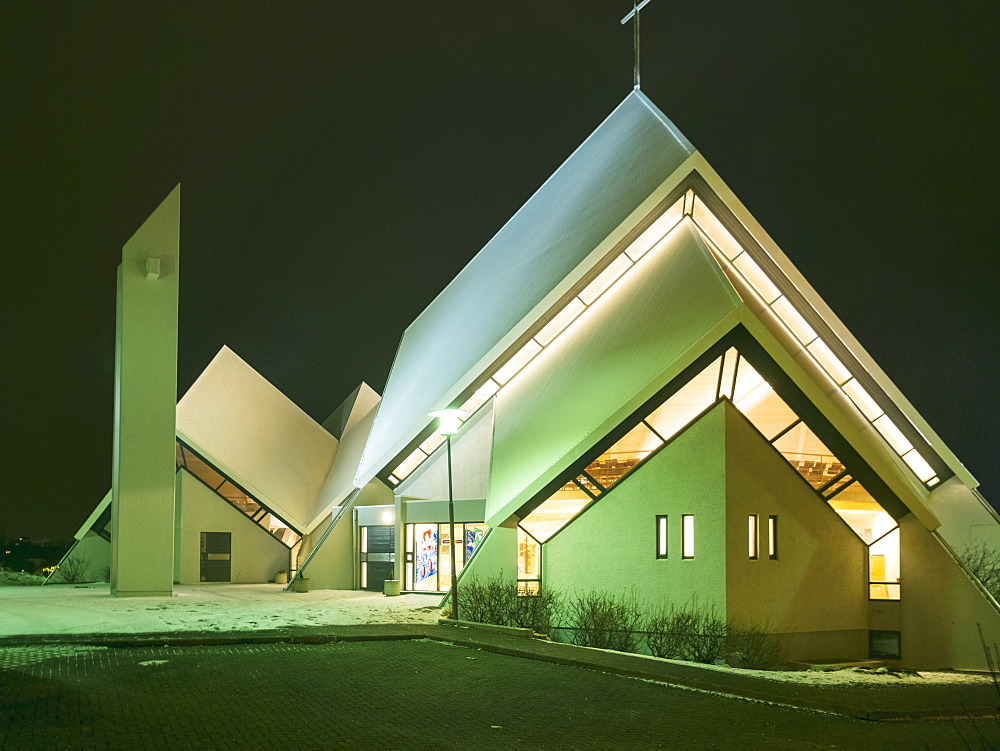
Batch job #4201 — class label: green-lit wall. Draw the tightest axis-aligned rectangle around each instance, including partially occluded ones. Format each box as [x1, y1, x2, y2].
[543, 402, 728, 610]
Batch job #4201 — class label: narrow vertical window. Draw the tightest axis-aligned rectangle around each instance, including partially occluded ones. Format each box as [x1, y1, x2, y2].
[768, 515, 778, 559]
[656, 515, 668, 559]
[748, 515, 758, 559]
[681, 515, 695, 559]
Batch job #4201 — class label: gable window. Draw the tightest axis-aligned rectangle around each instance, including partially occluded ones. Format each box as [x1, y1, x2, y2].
[656, 515, 668, 559]
[748, 515, 758, 559]
[681, 515, 695, 559]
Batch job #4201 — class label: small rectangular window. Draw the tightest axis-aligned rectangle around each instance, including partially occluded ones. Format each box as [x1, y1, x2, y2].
[768, 515, 778, 559]
[681, 515, 694, 559]
[748, 515, 758, 559]
[656, 515, 668, 559]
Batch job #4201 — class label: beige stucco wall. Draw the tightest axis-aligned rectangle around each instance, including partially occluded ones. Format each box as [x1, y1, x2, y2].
[302, 479, 393, 591]
[177, 470, 289, 584]
[724, 403, 868, 659]
[900, 514, 1000, 670]
[543, 403, 728, 610]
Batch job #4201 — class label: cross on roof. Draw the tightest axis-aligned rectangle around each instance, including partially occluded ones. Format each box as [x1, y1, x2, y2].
[621, 0, 653, 90]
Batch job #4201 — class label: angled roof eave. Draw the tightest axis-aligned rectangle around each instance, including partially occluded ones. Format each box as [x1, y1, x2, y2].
[176, 429, 307, 532]
[356, 91, 697, 487]
[736, 308, 941, 531]
[689, 153, 976, 489]
[74, 490, 112, 540]
[304, 398, 381, 533]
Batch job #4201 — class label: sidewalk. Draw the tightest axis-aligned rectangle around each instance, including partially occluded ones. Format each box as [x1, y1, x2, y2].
[2, 617, 994, 722]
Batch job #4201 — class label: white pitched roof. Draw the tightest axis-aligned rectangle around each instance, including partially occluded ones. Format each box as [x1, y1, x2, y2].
[176, 346, 338, 531]
[356, 91, 696, 485]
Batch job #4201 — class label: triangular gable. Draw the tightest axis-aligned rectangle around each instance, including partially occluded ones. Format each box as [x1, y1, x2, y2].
[488, 221, 742, 524]
[356, 91, 696, 486]
[176, 346, 338, 531]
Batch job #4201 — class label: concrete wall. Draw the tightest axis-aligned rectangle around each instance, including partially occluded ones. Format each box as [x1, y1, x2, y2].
[544, 403, 728, 610]
[111, 186, 179, 597]
[303, 479, 393, 591]
[724, 403, 868, 659]
[900, 514, 1000, 670]
[176, 470, 289, 584]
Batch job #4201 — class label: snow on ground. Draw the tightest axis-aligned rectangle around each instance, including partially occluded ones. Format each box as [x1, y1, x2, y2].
[0, 571, 45, 586]
[0, 583, 442, 636]
[640, 652, 994, 686]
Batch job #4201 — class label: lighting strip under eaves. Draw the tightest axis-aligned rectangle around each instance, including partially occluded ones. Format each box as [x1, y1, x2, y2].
[386, 193, 690, 485]
[688, 194, 940, 489]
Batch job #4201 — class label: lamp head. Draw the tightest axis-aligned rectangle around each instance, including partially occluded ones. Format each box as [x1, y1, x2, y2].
[428, 408, 466, 436]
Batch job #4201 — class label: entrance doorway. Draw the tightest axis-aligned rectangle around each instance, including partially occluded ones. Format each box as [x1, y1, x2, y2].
[360, 525, 395, 591]
[200, 532, 231, 582]
[404, 523, 488, 592]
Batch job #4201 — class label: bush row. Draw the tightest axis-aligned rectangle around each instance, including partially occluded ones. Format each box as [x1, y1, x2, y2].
[456, 574, 782, 670]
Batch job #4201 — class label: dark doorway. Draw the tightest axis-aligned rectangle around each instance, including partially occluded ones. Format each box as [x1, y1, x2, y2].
[360, 525, 395, 591]
[200, 532, 232, 582]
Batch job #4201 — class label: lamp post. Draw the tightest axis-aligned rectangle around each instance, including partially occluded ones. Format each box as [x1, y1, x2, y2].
[429, 408, 465, 621]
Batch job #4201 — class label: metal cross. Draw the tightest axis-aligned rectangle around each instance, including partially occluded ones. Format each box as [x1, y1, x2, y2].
[621, 0, 653, 90]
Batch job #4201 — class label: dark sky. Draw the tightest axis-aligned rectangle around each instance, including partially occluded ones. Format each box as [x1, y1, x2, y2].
[2, 2, 997, 542]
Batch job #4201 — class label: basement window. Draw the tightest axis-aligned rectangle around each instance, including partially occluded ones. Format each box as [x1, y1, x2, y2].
[869, 630, 901, 660]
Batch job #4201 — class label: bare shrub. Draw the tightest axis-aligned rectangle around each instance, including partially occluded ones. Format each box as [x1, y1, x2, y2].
[961, 541, 1000, 602]
[458, 573, 514, 626]
[646, 602, 728, 663]
[566, 591, 644, 653]
[646, 602, 779, 667]
[509, 587, 561, 634]
[458, 573, 561, 634]
[727, 620, 783, 670]
[52, 554, 91, 584]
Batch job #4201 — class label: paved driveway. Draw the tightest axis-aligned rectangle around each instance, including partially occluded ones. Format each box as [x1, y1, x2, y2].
[1, 640, 994, 749]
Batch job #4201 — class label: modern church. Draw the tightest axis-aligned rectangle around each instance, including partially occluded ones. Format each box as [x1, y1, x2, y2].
[62, 90, 1000, 671]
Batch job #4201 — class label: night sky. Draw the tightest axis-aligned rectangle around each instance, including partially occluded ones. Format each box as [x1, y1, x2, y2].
[2, 3, 997, 542]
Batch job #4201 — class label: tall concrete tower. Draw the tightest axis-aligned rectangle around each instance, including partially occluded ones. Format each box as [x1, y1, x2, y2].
[110, 185, 180, 597]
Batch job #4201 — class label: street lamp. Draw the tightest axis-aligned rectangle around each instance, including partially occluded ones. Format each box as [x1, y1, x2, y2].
[428, 408, 466, 620]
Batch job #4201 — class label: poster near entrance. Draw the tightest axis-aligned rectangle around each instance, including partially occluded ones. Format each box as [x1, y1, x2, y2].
[415, 526, 437, 586]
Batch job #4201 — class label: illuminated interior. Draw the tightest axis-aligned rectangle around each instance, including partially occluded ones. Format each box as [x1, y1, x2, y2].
[518, 527, 541, 593]
[404, 522, 488, 593]
[519, 481, 593, 543]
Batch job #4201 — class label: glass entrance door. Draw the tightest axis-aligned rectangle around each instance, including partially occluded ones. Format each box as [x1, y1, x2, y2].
[404, 523, 487, 592]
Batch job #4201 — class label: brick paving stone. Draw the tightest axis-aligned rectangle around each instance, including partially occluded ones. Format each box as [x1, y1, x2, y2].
[1, 640, 997, 750]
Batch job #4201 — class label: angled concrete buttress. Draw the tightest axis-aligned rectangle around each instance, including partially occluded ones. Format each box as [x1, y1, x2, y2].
[111, 185, 180, 597]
